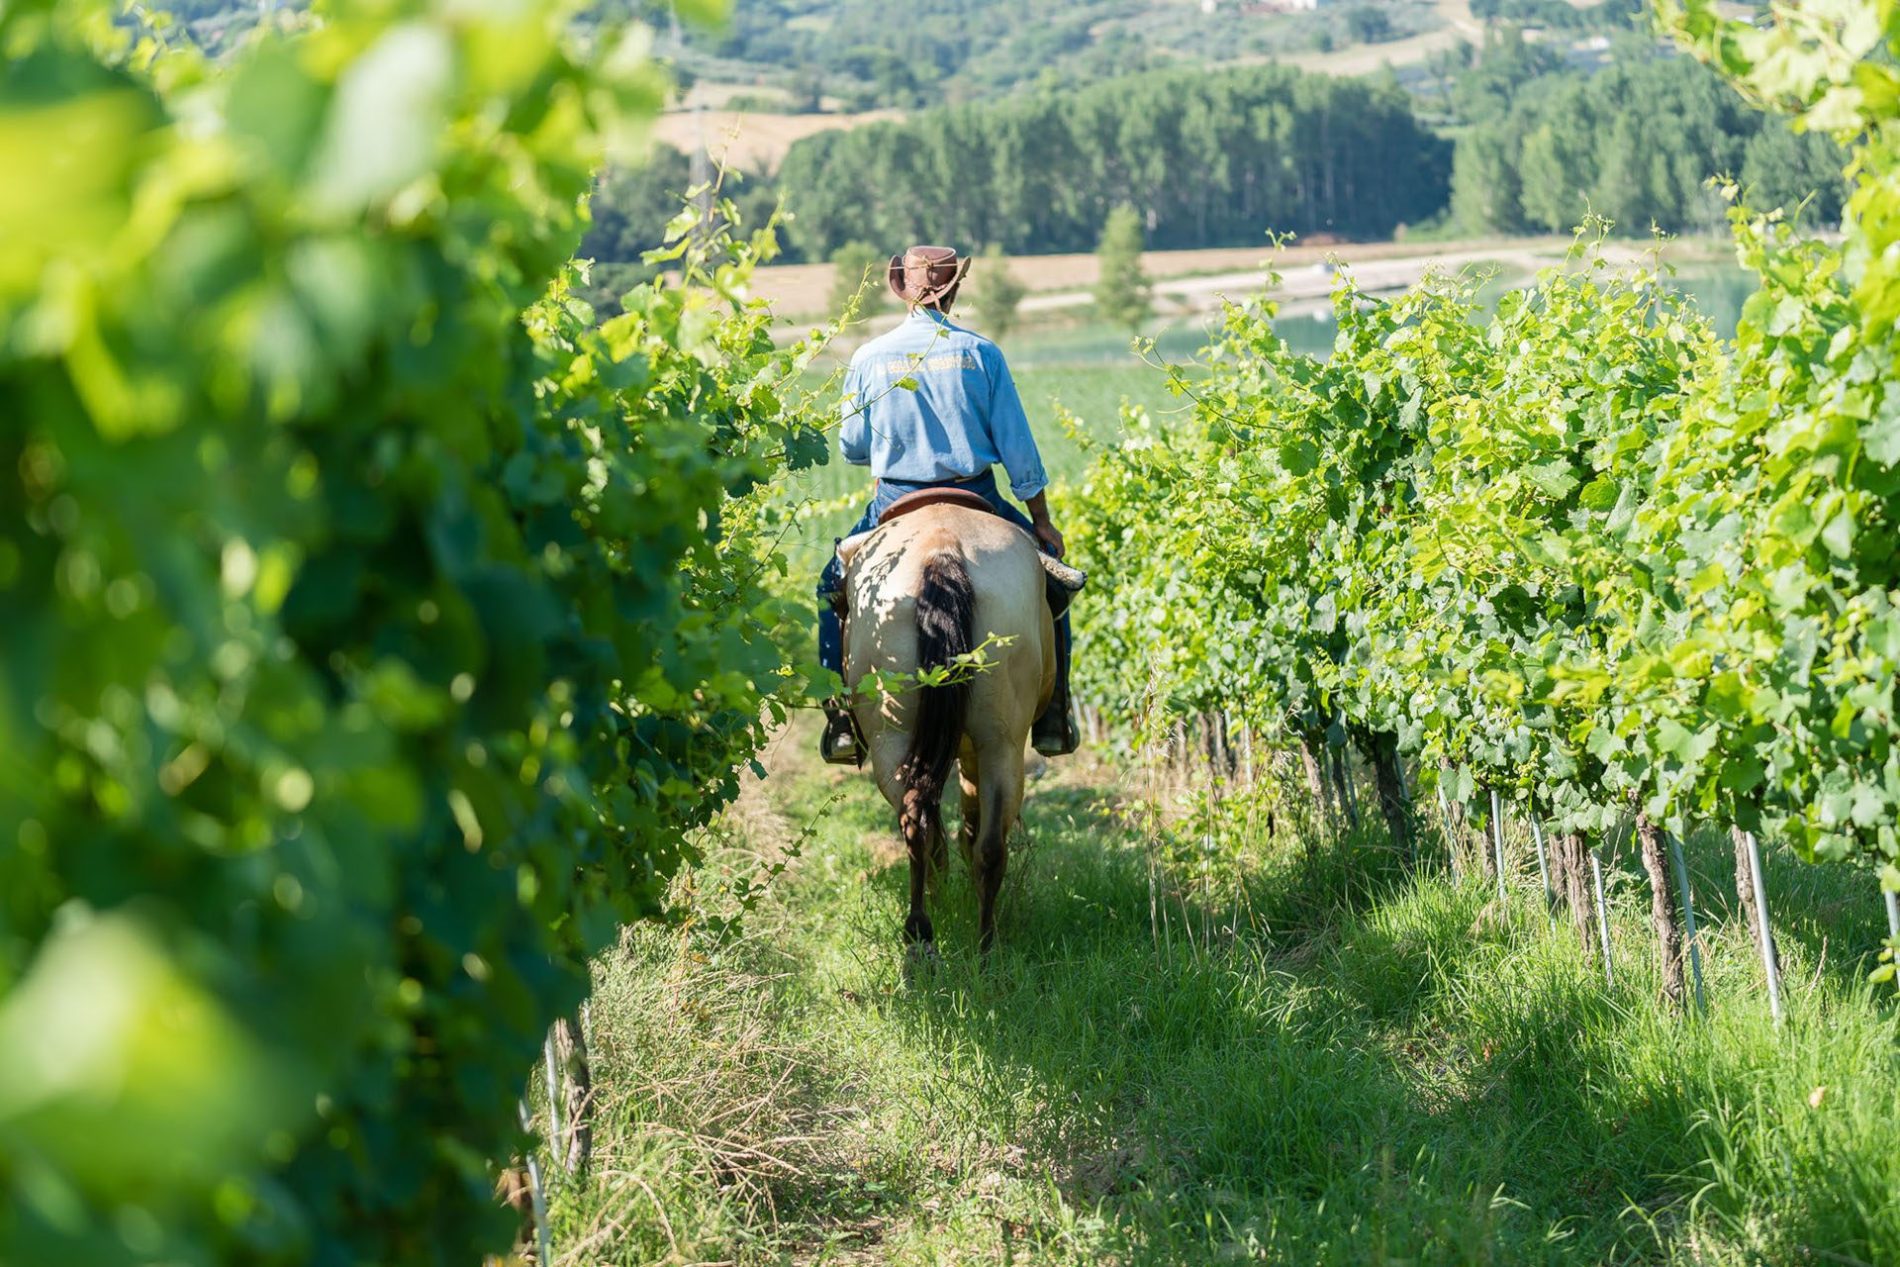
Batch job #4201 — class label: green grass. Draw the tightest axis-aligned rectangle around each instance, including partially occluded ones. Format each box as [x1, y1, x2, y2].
[541, 736, 1900, 1266]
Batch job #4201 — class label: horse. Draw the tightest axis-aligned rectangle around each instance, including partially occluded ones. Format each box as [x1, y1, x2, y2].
[835, 502, 1056, 955]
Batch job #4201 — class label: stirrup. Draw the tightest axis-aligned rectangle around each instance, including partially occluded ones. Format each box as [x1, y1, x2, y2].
[1032, 704, 1079, 758]
[820, 704, 862, 766]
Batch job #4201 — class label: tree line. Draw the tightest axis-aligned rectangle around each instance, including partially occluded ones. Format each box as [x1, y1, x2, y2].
[581, 62, 1447, 272]
[577, 33, 1850, 282]
[775, 64, 1451, 258]
[1449, 31, 1847, 235]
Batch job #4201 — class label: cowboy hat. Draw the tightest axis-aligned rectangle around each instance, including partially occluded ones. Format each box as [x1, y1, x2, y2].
[887, 244, 971, 307]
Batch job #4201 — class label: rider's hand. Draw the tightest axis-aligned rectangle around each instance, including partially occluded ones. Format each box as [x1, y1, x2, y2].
[1034, 519, 1065, 559]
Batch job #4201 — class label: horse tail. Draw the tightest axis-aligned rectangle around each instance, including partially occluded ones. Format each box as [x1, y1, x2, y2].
[901, 549, 975, 834]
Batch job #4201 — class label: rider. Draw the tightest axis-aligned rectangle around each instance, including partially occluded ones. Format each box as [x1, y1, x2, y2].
[817, 244, 1079, 764]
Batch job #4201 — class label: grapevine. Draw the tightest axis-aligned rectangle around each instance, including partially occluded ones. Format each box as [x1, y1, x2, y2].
[1065, 0, 1900, 981]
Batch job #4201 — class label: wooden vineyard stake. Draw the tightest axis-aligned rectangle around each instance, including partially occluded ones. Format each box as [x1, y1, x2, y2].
[553, 1010, 594, 1174]
[1474, 788, 1496, 885]
[1331, 745, 1360, 829]
[1732, 827, 1763, 956]
[1667, 829, 1709, 1015]
[542, 1029, 563, 1170]
[1369, 733, 1413, 863]
[1300, 731, 1334, 831]
[1548, 828, 1595, 961]
[1636, 814, 1685, 1008]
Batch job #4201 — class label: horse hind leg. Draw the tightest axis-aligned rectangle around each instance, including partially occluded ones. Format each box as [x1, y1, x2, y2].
[899, 789, 936, 947]
[973, 753, 1026, 956]
[928, 813, 950, 887]
[956, 755, 980, 872]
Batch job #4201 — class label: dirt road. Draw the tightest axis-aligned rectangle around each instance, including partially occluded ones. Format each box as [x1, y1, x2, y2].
[1017, 240, 1593, 319]
[749, 236, 1606, 324]
[648, 106, 902, 172]
[1276, 0, 1484, 78]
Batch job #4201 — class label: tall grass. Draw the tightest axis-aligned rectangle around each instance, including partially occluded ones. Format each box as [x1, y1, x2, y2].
[542, 735, 1900, 1265]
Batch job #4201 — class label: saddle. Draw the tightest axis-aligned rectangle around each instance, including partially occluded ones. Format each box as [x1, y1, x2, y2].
[837, 495, 1086, 607]
[831, 489, 1086, 636]
[877, 486, 997, 524]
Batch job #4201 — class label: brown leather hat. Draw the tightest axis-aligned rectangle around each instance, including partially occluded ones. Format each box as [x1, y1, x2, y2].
[887, 244, 971, 306]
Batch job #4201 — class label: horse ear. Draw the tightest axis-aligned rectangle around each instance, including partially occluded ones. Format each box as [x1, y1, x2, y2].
[836, 529, 875, 571]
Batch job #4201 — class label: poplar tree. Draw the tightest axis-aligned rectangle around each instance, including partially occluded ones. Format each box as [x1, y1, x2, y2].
[1094, 205, 1152, 334]
[828, 240, 887, 318]
[971, 244, 1027, 336]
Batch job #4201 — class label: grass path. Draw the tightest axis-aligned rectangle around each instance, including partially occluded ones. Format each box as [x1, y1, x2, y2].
[549, 724, 1900, 1265]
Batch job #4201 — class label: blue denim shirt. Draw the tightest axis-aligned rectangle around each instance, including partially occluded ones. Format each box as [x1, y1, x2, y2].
[839, 309, 1048, 500]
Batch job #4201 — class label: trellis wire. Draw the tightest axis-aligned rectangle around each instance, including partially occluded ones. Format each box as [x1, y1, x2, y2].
[1589, 847, 1614, 987]
[1175, 738, 1900, 1019]
[1167, 740, 1889, 1022]
[1529, 816, 1553, 906]
[1489, 788, 1506, 903]
[1742, 830, 1783, 1027]
[1667, 831, 1708, 1015]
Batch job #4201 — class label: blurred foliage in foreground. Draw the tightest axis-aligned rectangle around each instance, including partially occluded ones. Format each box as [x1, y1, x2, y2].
[0, 0, 831, 1261]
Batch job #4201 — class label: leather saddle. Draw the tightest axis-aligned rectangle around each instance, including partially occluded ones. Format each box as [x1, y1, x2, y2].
[838, 492, 1086, 601]
[877, 486, 997, 525]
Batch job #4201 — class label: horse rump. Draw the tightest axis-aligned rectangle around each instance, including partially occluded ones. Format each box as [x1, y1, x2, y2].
[899, 549, 976, 835]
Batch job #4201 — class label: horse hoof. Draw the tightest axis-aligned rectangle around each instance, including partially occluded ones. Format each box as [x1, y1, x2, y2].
[902, 940, 941, 983]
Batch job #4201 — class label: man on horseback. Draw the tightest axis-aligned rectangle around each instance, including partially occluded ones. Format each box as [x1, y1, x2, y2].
[818, 244, 1079, 764]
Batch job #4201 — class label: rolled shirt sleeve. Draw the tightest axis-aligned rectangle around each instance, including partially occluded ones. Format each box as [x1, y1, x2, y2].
[839, 360, 871, 466]
[984, 348, 1047, 500]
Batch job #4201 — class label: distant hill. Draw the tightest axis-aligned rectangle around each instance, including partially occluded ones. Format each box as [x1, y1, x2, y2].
[634, 0, 1453, 107]
[164, 0, 1632, 105]
[771, 61, 1452, 258]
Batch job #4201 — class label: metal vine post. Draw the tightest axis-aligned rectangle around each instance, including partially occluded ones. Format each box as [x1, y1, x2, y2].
[1741, 830, 1783, 1027]
[1529, 816, 1553, 909]
[1589, 848, 1614, 987]
[1488, 789, 1506, 904]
